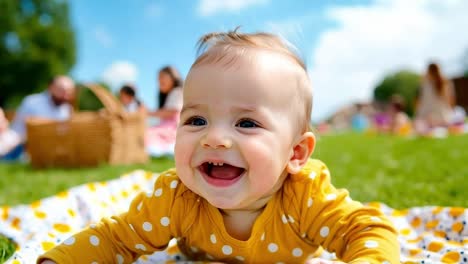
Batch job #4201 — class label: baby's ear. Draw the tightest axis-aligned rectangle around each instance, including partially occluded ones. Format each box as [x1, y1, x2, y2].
[287, 132, 315, 174]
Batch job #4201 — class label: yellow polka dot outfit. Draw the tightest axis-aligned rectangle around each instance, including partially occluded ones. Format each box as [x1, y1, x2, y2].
[37, 159, 399, 263]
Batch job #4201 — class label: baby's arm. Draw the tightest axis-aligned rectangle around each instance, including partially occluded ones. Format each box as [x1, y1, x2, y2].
[37, 174, 180, 263]
[302, 163, 399, 263]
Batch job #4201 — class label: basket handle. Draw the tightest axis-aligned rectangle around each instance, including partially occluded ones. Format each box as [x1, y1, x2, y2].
[81, 83, 125, 116]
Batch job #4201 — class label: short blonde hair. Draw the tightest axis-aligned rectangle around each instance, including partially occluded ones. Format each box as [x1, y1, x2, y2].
[190, 28, 313, 132]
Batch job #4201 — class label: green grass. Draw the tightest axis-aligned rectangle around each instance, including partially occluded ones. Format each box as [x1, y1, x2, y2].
[314, 133, 468, 209]
[1, 133, 468, 263]
[0, 134, 467, 208]
[0, 157, 174, 206]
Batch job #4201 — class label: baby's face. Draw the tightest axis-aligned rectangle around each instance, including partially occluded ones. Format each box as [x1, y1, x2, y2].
[175, 50, 304, 210]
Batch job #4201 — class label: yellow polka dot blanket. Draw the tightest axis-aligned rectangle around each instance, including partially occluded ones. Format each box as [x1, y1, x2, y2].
[1, 170, 467, 263]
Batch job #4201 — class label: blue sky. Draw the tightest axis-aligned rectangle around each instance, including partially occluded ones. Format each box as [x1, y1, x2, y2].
[69, 0, 468, 121]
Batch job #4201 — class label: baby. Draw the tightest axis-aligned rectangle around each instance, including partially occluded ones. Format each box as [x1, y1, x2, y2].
[38, 30, 399, 263]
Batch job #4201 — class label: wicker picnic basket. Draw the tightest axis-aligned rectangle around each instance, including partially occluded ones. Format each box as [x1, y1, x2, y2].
[26, 84, 148, 168]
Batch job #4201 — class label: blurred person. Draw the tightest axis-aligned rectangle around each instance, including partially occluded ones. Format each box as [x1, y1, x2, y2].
[388, 95, 412, 136]
[351, 103, 369, 132]
[148, 65, 183, 125]
[0, 107, 21, 161]
[414, 62, 455, 134]
[119, 84, 146, 114]
[145, 66, 183, 157]
[8, 75, 75, 160]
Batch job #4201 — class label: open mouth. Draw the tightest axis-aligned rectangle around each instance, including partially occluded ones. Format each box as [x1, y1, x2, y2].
[198, 161, 245, 187]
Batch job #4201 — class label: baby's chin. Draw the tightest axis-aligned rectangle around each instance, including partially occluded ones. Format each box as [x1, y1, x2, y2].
[196, 191, 247, 210]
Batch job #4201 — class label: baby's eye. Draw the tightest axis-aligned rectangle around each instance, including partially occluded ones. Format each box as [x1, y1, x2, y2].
[236, 119, 259, 128]
[184, 116, 207, 126]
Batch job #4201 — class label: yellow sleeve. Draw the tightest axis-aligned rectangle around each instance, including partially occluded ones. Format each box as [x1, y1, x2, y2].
[299, 161, 400, 264]
[37, 170, 184, 264]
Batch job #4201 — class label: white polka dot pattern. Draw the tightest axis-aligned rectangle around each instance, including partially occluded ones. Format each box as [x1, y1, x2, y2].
[309, 171, 317, 179]
[142, 222, 152, 232]
[63, 236, 75, 245]
[170, 180, 178, 189]
[116, 254, 124, 264]
[160, 216, 170, 226]
[365, 240, 379, 248]
[260, 232, 265, 241]
[222, 245, 233, 255]
[281, 214, 288, 224]
[268, 243, 278, 252]
[210, 234, 217, 244]
[320, 226, 329, 237]
[154, 188, 163, 197]
[326, 193, 337, 201]
[89, 235, 99, 246]
[307, 197, 313, 207]
[292, 247, 303, 257]
[135, 243, 146, 251]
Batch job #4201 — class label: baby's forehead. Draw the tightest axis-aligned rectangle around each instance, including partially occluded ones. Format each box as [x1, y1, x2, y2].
[187, 59, 304, 108]
[194, 46, 303, 73]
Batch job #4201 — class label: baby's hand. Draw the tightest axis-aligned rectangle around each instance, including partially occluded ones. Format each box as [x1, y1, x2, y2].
[306, 258, 347, 264]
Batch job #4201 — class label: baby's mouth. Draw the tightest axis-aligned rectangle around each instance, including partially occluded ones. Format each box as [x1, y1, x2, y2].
[199, 161, 245, 180]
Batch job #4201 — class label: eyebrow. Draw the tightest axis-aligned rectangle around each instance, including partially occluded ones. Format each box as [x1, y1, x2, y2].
[180, 103, 202, 115]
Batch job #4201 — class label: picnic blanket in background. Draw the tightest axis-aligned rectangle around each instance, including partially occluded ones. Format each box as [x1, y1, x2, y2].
[1, 170, 467, 264]
[145, 121, 177, 158]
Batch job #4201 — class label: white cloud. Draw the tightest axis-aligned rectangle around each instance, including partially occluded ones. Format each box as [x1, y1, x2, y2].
[309, 0, 468, 121]
[94, 26, 113, 47]
[145, 2, 163, 19]
[198, 0, 269, 17]
[101, 61, 138, 91]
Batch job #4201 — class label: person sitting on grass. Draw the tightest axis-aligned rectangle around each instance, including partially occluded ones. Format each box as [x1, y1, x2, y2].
[388, 95, 412, 136]
[6, 76, 75, 160]
[38, 29, 399, 264]
[119, 84, 146, 114]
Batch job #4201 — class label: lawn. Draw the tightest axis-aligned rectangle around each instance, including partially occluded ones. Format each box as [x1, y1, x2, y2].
[1, 133, 467, 208]
[1, 133, 467, 263]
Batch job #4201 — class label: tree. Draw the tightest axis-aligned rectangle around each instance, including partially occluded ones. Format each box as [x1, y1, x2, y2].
[0, 0, 76, 109]
[373, 70, 421, 116]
